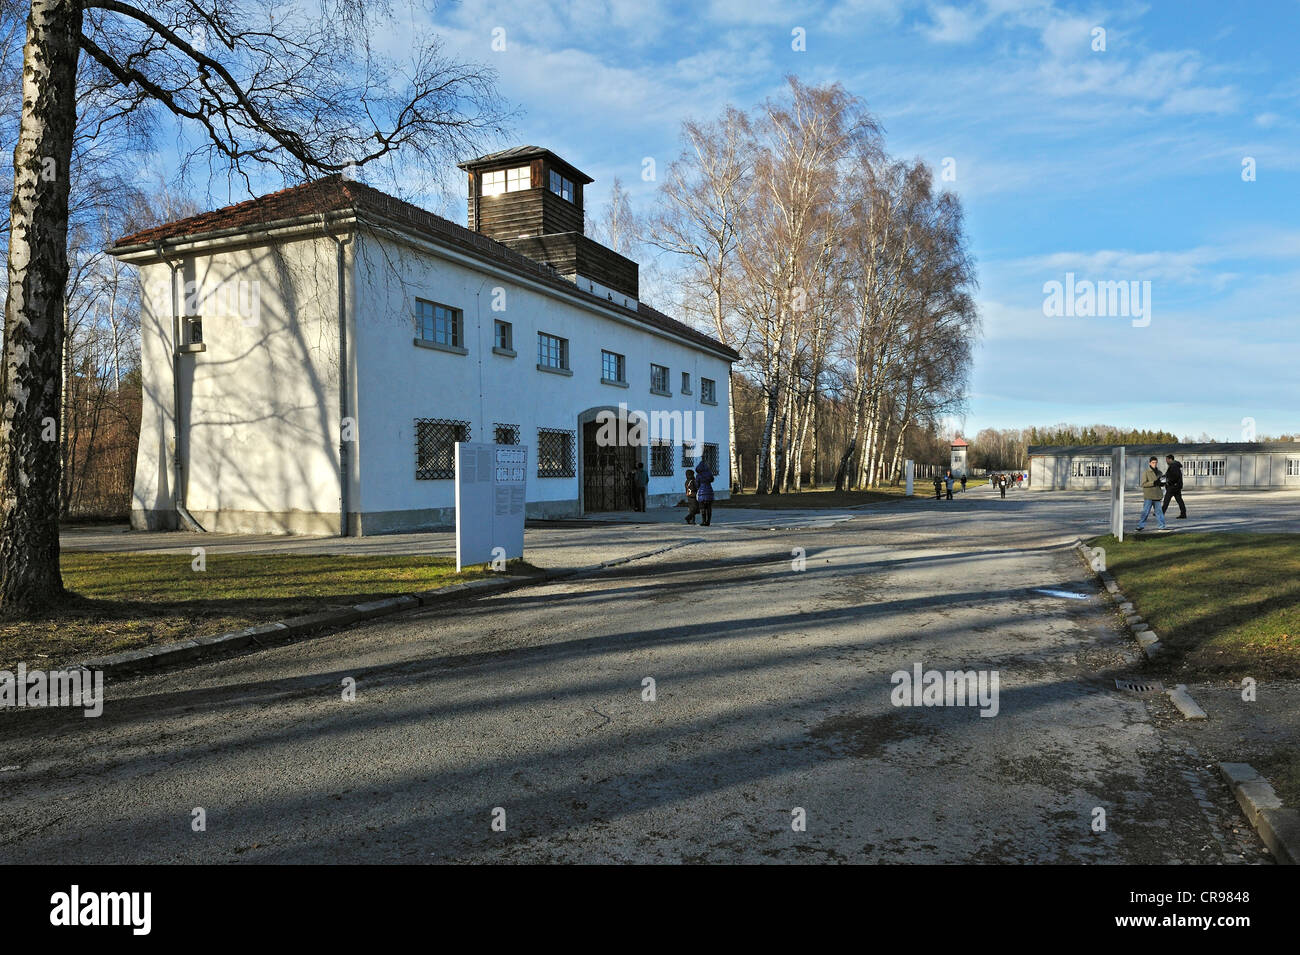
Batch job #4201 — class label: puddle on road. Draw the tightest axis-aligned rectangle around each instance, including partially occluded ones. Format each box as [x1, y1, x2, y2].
[1032, 588, 1090, 601]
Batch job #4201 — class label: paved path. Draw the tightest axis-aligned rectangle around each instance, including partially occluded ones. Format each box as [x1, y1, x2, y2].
[7, 492, 1293, 862]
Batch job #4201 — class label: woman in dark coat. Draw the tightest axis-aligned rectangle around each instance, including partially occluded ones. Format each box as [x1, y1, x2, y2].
[695, 460, 715, 526]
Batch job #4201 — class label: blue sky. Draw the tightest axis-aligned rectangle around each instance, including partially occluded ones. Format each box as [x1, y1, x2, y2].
[190, 0, 1300, 440]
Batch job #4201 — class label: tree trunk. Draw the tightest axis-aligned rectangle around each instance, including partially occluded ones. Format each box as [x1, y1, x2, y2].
[0, 0, 81, 614]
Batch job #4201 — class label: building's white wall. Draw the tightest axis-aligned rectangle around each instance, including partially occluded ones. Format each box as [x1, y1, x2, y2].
[351, 231, 732, 523]
[131, 239, 343, 532]
[1029, 450, 1300, 491]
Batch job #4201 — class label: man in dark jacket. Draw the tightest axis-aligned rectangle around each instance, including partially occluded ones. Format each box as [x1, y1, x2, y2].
[1161, 453, 1186, 518]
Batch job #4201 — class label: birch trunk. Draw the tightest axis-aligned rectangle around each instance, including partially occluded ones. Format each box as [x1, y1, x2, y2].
[1, 0, 81, 613]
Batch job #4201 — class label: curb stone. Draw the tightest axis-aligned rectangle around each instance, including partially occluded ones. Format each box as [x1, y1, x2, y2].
[1166, 684, 1207, 720]
[70, 538, 704, 678]
[1074, 538, 1165, 661]
[1219, 762, 1300, 864]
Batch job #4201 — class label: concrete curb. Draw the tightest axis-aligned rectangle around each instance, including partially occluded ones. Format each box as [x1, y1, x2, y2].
[1219, 763, 1300, 865]
[1166, 684, 1207, 720]
[1074, 538, 1166, 662]
[69, 538, 704, 678]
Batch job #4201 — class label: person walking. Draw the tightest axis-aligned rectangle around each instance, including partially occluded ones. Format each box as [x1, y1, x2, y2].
[632, 461, 649, 512]
[695, 459, 715, 526]
[1161, 453, 1187, 519]
[999, 473, 1007, 499]
[683, 469, 699, 524]
[960, 474, 968, 492]
[1136, 456, 1167, 531]
[943, 469, 955, 500]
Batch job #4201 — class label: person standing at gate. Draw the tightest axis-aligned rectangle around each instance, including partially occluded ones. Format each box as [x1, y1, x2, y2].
[1162, 453, 1186, 519]
[684, 469, 699, 524]
[1136, 456, 1167, 531]
[633, 461, 649, 512]
[694, 459, 715, 526]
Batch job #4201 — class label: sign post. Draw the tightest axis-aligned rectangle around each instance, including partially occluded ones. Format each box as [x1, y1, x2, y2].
[1110, 446, 1125, 541]
[904, 459, 914, 497]
[455, 443, 528, 572]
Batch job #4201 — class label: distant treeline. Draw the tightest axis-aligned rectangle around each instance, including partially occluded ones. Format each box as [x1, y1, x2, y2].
[1026, 426, 1180, 447]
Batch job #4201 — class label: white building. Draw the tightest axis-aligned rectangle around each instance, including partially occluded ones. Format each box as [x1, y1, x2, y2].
[1028, 442, 1300, 491]
[111, 147, 738, 534]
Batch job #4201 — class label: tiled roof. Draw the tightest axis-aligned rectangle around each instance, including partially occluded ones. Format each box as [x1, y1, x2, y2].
[112, 176, 738, 360]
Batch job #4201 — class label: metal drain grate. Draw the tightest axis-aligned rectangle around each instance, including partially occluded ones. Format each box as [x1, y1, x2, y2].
[1115, 678, 1165, 694]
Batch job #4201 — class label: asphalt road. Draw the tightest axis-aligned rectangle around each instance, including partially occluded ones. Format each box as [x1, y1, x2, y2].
[4, 490, 1292, 863]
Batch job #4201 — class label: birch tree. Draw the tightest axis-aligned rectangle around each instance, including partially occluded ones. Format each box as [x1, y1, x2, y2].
[2, 0, 506, 613]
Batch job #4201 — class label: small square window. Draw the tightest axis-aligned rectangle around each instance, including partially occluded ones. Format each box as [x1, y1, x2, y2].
[701, 377, 717, 404]
[494, 320, 513, 351]
[650, 364, 670, 395]
[494, 423, 520, 445]
[549, 170, 574, 202]
[185, 316, 203, 345]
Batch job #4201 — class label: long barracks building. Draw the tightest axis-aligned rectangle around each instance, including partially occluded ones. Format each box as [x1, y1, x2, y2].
[1027, 442, 1300, 491]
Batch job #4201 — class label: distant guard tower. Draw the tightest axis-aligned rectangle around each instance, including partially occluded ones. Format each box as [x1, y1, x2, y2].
[950, 437, 969, 478]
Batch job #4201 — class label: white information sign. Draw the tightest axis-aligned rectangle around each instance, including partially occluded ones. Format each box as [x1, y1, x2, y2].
[455, 442, 528, 572]
[905, 459, 914, 496]
[1110, 446, 1125, 541]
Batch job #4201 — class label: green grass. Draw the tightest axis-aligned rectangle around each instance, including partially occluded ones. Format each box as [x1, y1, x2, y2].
[0, 552, 536, 671]
[720, 478, 986, 509]
[1087, 532, 1300, 678]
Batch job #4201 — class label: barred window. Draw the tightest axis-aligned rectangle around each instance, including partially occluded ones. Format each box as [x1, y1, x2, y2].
[701, 377, 717, 403]
[1210, 459, 1225, 476]
[602, 350, 625, 383]
[537, 428, 575, 478]
[416, 299, 461, 348]
[494, 423, 520, 445]
[538, 332, 568, 370]
[651, 439, 674, 477]
[681, 440, 700, 469]
[702, 442, 720, 475]
[415, 418, 470, 480]
[650, 363, 670, 394]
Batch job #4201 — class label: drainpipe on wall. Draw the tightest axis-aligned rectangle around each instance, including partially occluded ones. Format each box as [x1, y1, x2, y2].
[158, 241, 205, 532]
[324, 218, 355, 537]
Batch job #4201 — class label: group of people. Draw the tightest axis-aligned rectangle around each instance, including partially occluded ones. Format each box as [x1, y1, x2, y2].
[1137, 454, 1186, 531]
[991, 472, 1024, 498]
[933, 470, 960, 500]
[629, 459, 715, 526]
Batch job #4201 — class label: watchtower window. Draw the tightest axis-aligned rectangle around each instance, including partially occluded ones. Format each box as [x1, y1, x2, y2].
[549, 170, 574, 203]
[482, 166, 531, 196]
